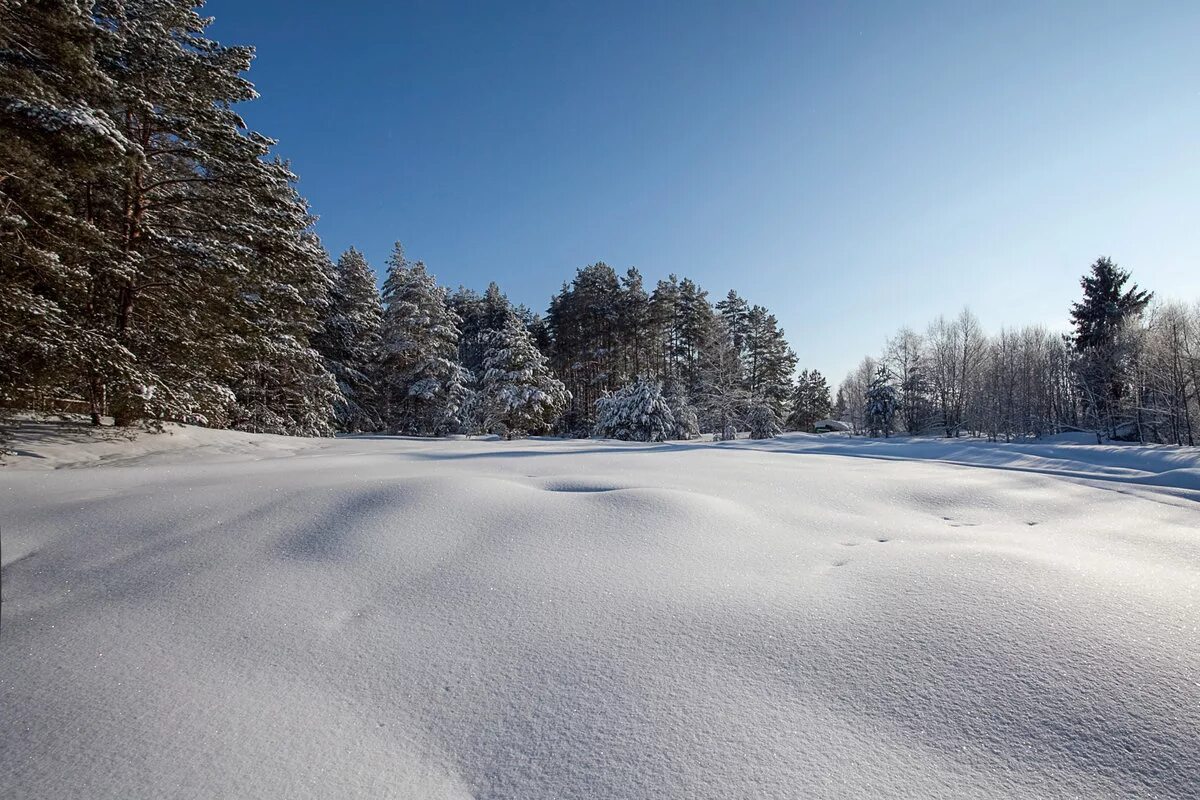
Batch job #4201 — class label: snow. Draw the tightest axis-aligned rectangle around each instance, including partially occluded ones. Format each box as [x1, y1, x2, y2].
[2, 422, 1198, 799]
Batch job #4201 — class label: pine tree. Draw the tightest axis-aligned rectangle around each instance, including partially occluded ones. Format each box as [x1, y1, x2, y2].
[478, 310, 569, 437]
[379, 244, 470, 435]
[619, 268, 652, 379]
[865, 367, 898, 437]
[715, 290, 751, 359]
[661, 378, 700, 440]
[546, 263, 623, 432]
[745, 306, 797, 417]
[593, 378, 675, 442]
[786, 369, 832, 431]
[3, 0, 338, 433]
[0, 0, 126, 416]
[313, 247, 383, 432]
[676, 278, 715, 388]
[694, 318, 748, 440]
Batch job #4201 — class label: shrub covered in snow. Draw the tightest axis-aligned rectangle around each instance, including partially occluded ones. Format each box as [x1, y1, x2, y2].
[593, 378, 676, 442]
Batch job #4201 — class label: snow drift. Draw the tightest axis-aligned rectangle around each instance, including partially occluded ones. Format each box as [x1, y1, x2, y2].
[2, 423, 1197, 799]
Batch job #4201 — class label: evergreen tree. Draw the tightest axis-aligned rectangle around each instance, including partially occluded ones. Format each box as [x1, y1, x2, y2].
[1070, 257, 1152, 351]
[649, 275, 682, 379]
[745, 306, 797, 417]
[3, 0, 337, 434]
[1069, 257, 1153, 438]
[786, 369, 832, 431]
[864, 367, 898, 437]
[593, 378, 675, 442]
[545, 263, 623, 431]
[746, 402, 780, 439]
[676, 278, 715, 388]
[0, 0, 126, 416]
[694, 318, 748, 440]
[715, 290, 751, 359]
[313, 247, 383, 432]
[478, 310, 569, 437]
[379, 244, 470, 435]
[661, 377, 700, 440]
[619, 268, 652, 378]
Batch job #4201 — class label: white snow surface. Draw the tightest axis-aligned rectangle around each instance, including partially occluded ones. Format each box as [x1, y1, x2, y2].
[2, 422, 1198, 799]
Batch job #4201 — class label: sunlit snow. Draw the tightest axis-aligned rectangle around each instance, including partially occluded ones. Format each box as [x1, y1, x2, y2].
[2, 422, 1197, 799]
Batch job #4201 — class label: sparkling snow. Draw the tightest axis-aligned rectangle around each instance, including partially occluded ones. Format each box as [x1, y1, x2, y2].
[2, 422, 1197, 799]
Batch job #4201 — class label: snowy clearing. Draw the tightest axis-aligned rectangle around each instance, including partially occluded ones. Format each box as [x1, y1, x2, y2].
[2, 423, 1198, 799]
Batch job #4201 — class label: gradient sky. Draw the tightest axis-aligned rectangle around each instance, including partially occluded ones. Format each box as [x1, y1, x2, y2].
[207, 0, 1200, 382]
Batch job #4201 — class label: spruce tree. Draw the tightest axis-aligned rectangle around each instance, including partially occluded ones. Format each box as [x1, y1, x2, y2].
[746, 402, 781, 439]
[479, 310, 569, 437]
[593, 378, 675, 442]
[314, 247, 384, 432]
[1069, 257, 1152, 438]
[865, 367, 898, 437]
[379, 244, 470, 435]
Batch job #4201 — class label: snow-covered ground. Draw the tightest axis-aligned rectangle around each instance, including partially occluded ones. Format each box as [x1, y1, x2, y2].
[2, 422, 1198, 799]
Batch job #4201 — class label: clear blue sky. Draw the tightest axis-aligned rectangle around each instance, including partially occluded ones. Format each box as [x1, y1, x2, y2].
[207, 0, 1199, 382]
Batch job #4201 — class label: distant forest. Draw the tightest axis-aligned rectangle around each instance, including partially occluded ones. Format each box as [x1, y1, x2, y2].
[3, 3, 1198, 445]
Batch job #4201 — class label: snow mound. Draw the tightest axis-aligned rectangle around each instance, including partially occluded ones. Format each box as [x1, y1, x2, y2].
[2, 422, 1198, 799]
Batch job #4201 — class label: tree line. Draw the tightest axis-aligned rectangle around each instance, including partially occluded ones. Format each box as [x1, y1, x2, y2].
[836, 258, 1200, 445]
[317, 244, 805, 440]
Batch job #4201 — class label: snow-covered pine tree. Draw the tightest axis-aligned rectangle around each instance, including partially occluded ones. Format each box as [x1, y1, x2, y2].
[745, 306, 797, 418]
[785, 369, 832, 431]
[92, 0, 326, 428]
[0, 1, 129, 418]
[864, 367, 898, 437]
[1, 0, 339, 433]
[545, 264, 623, 432]
[229, 189, 342, 438]
[619, 268, 653, 379]
[694, 318, 748, 440]
[379, 244, 471, 435]
[676, 278, 716, 387]
[662, 378, 700, 440]
[453, 281, 513, 380]
[746, 402, 781, 439]
[479, 310, 569, 437]
[593, 378, 676, 442]
[313, 247, 384, 432]
[715, 290, 751, 360]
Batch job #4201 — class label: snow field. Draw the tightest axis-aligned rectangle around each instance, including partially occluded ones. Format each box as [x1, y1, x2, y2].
[1, 425, 1198, 799]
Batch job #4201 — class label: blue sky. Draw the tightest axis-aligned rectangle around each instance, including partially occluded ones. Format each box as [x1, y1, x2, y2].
[208, 0, 1200, 382]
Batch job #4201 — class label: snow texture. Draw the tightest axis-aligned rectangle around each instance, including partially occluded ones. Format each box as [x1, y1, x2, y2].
[2, 422, 1198, 799]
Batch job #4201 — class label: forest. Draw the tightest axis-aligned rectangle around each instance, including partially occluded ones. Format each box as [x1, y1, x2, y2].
[3, 2, 1198, 445]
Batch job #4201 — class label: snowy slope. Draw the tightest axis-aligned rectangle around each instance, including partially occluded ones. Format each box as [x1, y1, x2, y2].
[2, 424, 1198, 799]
